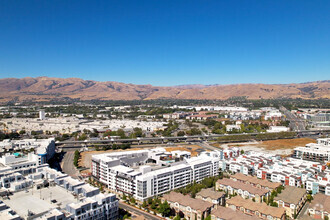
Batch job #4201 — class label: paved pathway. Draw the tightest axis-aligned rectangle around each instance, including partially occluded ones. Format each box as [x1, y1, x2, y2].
[119, 202, 163, 220]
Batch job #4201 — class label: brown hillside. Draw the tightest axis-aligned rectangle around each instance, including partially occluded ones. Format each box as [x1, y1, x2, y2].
[0, 77, 329, 102]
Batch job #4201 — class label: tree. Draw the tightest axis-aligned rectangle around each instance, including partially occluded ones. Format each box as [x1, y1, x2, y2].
[73, 150, 80, 167]
[204, 215, 211, 220]
[173, 215, 181, 220]
[122, 194, 127, 201]
[130, 197, 136, 205]
[177, 131, 185, 136]
[150, 201, 157, 210]
[158, 200, 171, 217]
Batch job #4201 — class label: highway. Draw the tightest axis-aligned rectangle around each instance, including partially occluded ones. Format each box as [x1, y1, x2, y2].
[119, 202, 163, 220]
[56, 129, 329, 147]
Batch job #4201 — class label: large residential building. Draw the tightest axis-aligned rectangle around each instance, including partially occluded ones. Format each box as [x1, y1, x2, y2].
[0, 165, 118, 220]
[0, 138, 56, 164]
[293, 138, 330, 162]
[91, 148, 222, 201]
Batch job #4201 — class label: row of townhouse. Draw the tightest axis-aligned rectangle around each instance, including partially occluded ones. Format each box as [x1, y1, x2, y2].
[162, 182, 307, 220]
[162, 191, 259, 220]
[216, 178, 270, 203]
[92, 148, 222, 201]
[221, 150, 329, 193]
[305, 172, 330, 195]
[226, 196, 286, 220]
[215, 175, 308, 218]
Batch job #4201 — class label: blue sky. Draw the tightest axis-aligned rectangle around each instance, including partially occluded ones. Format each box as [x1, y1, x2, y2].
[0, 0, 329, 86]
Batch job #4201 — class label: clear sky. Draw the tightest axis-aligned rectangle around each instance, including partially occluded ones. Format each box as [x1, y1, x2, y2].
[0, 0, 329, 86]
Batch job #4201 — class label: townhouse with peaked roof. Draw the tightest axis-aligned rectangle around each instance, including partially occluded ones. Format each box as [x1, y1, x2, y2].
[230, 173, 281, 191]
[196, 188, 226, 208]
[226, 196, 286, 220]
[308, 194, 330, 219]
[210, 206, 259, 220]
[216, 178, 270, 203]
[162, 191, 213, 220]
[274, 186, 307, 219]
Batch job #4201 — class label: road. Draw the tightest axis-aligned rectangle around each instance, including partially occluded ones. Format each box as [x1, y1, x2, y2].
[280, 106, 306, 131]
[297, 202, 312, 220]
[61, 151, 79, 179]
[119, 202, 163, 220]
[197, 141, 219, 151]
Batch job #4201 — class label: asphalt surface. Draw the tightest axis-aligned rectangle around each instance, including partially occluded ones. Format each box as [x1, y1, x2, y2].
[280, 106, 306, 131]
[61, 151, 79, 178]
[119, 202, 163, 220]
[197, 141, 219, 151]
[297, 202, 312, 220]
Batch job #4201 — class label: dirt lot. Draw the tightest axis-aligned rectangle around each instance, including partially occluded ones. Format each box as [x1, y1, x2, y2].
[211, 138, 316, 156]
[79, 144, 204, 170]
[229, 138, 316, 150]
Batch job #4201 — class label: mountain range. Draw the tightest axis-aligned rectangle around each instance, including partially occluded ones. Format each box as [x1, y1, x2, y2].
[0, 77, 329, 103]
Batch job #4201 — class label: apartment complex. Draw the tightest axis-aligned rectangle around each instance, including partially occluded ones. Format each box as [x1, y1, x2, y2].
[0, 138, 56, 164]
[0, 165, 118, 220]
[91, 148, 222, 200]
[293, 138, 330, 162]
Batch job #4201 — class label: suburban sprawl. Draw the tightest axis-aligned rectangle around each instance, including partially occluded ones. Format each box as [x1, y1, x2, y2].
[0, 101, 329, 220]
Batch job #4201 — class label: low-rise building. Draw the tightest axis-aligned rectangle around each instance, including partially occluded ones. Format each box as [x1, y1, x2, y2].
[230, 173, 281, 191]
[210, 206, 258, 220]
[196, 188, 226, 207]
[274, 186, 307, 219]
[216, 178, 270, 203]
[308, 194, 330, 220]
[226, 196, 286, 220]
[162, 191, 213, 220]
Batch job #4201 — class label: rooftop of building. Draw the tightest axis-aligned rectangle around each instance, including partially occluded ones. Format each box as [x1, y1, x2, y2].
[309, 194, 330, 213]
[274, 186, 306, 205]
[196, 188, 225, 200]
[217, 178, 269, 196]
[211, 206, 259, 220]
[2, 185, 76, 218]
[227, 196, 285, 218]
[231, 173, 281, 189]
[163, 191, 213, 211]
